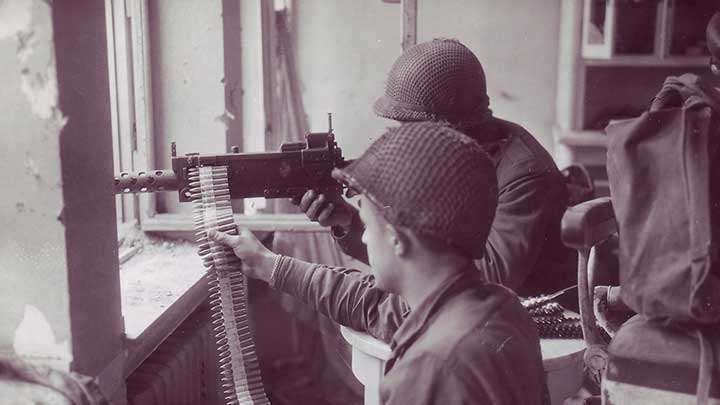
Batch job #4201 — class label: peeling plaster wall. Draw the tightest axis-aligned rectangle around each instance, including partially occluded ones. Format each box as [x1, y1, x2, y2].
[0, 0, 71, 360]
[150, 0, 226, 214]
[294, 0, 561, 157]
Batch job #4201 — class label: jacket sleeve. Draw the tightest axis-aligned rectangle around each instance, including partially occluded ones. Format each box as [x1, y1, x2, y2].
[271, 256, 408, 343]
[331, 209, 370, 265]
[476, 167, 567, 292]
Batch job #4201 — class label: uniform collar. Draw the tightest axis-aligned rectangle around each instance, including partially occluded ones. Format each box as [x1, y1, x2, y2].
[389, 265, 482, 354]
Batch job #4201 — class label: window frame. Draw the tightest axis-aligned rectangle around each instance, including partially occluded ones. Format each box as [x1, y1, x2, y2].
[106, 0, 320, 238]
[106, 0, 155, 222]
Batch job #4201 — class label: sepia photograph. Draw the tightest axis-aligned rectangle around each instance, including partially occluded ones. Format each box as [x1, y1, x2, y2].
[1, 0, 719, 404]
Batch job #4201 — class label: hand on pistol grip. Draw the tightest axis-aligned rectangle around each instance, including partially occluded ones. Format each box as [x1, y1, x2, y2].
[291, 189, 355, 229]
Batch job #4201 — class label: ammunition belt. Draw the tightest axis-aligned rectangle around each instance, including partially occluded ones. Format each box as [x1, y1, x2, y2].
[191, 166, 270, 405]
[522, 298, 583, 340]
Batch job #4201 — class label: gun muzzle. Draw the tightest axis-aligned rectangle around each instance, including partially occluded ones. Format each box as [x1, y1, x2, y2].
[114, 169, 179, 194]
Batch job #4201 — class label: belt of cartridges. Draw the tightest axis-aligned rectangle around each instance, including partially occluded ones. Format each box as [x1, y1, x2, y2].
[191, 166, 270, 405]
[522, 296, 583, 340]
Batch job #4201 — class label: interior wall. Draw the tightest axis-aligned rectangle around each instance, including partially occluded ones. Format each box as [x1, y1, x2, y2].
[293, 1, 398, 159]
[0, 0, 72, 356]
[294, 0, 561, 157]
[0, 4, 125, 396]
[150, 0, 227, 214]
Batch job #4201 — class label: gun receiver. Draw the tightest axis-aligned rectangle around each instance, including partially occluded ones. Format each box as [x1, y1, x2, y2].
[114, 123, 347, 202]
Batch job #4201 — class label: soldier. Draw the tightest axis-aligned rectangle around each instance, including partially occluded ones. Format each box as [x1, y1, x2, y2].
[296, 39, 573, 297]
[210, 122, 549, 404]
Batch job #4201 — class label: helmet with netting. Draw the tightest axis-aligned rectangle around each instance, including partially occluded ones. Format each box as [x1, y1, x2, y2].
[374, 39, 491, 128]
[333, 122, 497, 259]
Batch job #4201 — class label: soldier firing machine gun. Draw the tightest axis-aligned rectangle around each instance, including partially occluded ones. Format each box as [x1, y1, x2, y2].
[114, 115, 347, 405]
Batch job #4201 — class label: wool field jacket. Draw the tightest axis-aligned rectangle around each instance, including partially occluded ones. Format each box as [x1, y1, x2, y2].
[271, 256, 550, 405]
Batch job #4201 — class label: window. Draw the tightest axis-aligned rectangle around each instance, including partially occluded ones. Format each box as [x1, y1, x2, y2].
[105, 0, 153, 263]
[105, 0, 312, 238]
[104, 0, 323, 349]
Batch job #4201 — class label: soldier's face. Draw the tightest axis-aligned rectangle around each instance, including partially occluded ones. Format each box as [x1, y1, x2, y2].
[358, 196, 401, 292]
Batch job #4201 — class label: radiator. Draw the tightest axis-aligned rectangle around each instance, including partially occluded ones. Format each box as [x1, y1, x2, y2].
[126, 307, 220, 405]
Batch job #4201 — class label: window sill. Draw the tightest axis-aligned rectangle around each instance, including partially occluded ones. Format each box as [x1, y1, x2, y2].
[120, 215, 329, 377]
[120, 240, 208, 378]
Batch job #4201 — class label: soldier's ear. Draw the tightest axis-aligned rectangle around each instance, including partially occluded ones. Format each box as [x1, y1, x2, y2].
[385, 224, 408, 257]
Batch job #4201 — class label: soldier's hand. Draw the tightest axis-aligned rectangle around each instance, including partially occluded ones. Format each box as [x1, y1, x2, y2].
[207, 229, 277, 283]
[291, 190, 355, 229]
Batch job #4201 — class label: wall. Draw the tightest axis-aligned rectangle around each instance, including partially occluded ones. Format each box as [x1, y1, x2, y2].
[150, 0, 227, 213]
[294, 0, 561, 157]
[294, 0, 399, 158]
[0, 0, 71, 359]
[0, 1, 125, 400]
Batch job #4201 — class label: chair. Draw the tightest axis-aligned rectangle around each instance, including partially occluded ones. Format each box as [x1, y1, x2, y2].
[560, 197, 617, 403]
[563, 196, 720, 405]
[339, 326, 392, 405]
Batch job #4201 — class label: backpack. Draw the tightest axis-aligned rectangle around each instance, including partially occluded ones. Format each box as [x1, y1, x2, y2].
[605, 74, 720, 325]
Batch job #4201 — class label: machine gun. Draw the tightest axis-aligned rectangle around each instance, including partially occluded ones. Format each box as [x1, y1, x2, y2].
[113, 115, 347, 404]
[113, 114, 347, 201]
